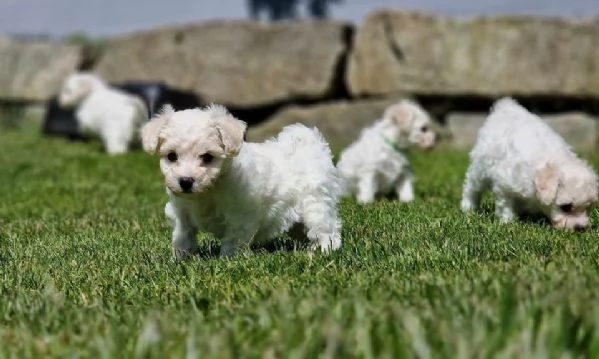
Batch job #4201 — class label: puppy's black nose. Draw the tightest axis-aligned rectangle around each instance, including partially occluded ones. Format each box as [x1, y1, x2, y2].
[179, 177, 195, 192]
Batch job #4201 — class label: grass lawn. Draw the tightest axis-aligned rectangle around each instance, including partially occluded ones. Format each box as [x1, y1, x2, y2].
[2, 120, 599, 358]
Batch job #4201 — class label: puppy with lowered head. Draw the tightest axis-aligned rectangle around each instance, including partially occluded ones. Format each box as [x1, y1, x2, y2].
[58, 72, 148, 154]
[461, 98, 598, 230]
[337, 99, 436, 204]
[141, 105, 343, 257]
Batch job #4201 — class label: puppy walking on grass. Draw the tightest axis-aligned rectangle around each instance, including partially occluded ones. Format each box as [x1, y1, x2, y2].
[337, 100, 436, 204]
[58, 72, 148, 154]
[461, 98, 598, 230]
[141, 104, 343, 258]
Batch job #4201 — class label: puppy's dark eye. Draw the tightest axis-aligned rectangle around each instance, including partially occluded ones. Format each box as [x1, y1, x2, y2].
[200, 153, 214, 164]
[560, 203, 573, 213]
[421, 126, 428, 133]
[167, 152, 178, 162]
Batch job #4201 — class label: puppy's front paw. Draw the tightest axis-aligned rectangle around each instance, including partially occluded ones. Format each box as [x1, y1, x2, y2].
[312, 234, 342, 254]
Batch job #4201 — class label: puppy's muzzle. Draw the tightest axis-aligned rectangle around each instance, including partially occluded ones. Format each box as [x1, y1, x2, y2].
[178, 177, 195, 192]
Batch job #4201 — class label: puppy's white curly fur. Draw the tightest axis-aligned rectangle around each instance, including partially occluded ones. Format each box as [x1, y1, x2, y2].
[58, 72, 148, 154]
[336, 99, 436, 204]
[461, 97, 598, 230]
[141, 105, 343, 258]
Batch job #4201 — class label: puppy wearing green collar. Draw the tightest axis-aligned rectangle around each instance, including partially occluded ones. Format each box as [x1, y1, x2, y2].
[337, 100, 436, 204]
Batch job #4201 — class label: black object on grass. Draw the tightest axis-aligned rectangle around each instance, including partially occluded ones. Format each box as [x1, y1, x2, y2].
[41, 81, 203, 141]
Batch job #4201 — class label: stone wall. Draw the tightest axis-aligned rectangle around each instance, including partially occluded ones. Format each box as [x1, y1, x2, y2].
[2, 9, 599, 150]
[347, 11, 599, 98]
[0, 37, 82, 101]
[94, 20, 353, 108]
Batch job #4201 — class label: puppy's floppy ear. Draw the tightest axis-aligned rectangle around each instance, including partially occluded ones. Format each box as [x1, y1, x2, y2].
[208, 104, 247, 157]
[141, 104, 175, 154]
[535, 161, 560, 205]
[385, 101, 414, 131]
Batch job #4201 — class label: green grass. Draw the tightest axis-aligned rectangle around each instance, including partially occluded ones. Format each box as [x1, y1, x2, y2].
[2, 122, 599, 358]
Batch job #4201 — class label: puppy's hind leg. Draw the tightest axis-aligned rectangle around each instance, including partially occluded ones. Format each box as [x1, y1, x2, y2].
[460, 163, 486, 212]
[356, 173, 377, 204]
[395, 172, 415, 203]
[102, 118, 134, 155]
[102, 129, 130, 155]
[493, 188, 516, 223]
[104, 139, 128, 155]
[301, 196, 342, 253]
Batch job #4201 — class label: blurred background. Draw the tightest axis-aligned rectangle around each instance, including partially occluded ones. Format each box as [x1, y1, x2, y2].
[2, 0, 599, 152]
[2, 0, 599, 37]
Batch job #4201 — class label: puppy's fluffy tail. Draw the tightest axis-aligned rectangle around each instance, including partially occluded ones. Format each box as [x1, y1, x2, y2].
[275, 124, 331, 155]
[130, 95, 150, 124]
[490, 97, 524, 115]
[275, 124, 344, 198]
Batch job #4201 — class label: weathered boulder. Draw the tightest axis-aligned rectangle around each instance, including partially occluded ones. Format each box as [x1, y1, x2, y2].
[544, 113, 598, 150]
[445, 114, 485, 149]
[348, 10, 599, 98]
[247, 98, 402, 151]
[95, 20, 352, 107]
[0, 38, 82, 101]
[447, 112, 598, 150]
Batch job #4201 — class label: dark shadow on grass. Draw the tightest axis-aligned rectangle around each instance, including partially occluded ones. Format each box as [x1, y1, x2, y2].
[518, 212, 552, 226]
[252, 238, 311, 254]
[189, 224, 311, 259]
[469, 205, 553, 227]
[252, 223, 312, 254]
[193, 241, 221, 259]
[380, 192, 400, 201]
[480, 195, 553, 227]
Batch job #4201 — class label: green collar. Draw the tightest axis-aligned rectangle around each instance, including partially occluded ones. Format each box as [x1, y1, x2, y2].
[380, 134, 405, 153]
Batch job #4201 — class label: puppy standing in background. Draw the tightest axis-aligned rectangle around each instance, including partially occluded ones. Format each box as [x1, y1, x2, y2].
[141, 105, 343, 258]
[58, 72, 148, 154]
[461, 98, 598, 230]
[337, 100, 436, 204]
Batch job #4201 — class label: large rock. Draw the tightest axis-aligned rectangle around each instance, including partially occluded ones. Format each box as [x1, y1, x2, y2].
[95, 20, 352, 108]
[445, 114, 485, 149]
[348, 10, 599, 98]
[447, 112, 598, 150]
[0, 38, 82, 101]
[246, 98, 399, 151]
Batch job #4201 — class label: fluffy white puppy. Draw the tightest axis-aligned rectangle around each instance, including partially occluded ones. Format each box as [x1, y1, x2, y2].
[141, 104, 343, 257]
[461, 98, 598, 230]
[58, 72, 148, 154]
[336, 100, 436, 204]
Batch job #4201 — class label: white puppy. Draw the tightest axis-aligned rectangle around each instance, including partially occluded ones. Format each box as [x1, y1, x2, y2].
[461, 98, 598, 230]
[141, 105, 343, 257]
[58, 72, 148, 154]
[336, 100, 436, 204]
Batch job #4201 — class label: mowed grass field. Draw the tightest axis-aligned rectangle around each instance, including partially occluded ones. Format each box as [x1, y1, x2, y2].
[2, 120, 599, 358]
